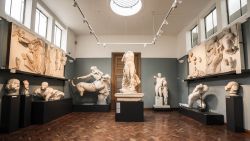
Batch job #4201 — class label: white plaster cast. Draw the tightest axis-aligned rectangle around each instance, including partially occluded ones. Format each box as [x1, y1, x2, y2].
[34, 82, 64, 101]
[153, 73, 169, 107]
[72, 66, 111, 105]
[6, 79, 20, 96]
[188, 84, 208, 109]
[120, 51, 140, 93]
[225, 81, 239, 96]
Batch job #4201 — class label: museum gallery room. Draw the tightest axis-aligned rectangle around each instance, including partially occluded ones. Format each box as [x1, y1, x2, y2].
[1, 0, 250, 140]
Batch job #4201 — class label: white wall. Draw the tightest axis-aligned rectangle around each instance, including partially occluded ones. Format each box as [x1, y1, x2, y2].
[176, 0, 250, 58]
[76, 35, 177, 58]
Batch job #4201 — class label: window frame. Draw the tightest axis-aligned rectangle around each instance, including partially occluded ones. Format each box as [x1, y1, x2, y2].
[190, 25, 199, 48]
[5, 0, 26, 24]
[35, 8, 48, 38]
[226, 0, 247, 23]
[204, 8, 217, 39]
[54, 24, 63, 48]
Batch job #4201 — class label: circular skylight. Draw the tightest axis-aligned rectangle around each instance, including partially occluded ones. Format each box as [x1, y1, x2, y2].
[110, 0, 142, 16]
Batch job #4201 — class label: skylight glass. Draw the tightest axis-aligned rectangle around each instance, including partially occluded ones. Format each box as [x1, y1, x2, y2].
[110, 0, 142, 16]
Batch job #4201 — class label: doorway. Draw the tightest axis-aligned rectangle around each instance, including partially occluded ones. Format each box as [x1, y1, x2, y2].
[111, 52, 141, 109]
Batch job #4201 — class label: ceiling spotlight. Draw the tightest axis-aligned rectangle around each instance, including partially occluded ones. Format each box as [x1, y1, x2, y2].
[72, 0, 77, 7]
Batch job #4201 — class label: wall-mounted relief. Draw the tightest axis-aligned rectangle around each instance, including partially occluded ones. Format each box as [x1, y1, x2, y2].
[8, 24, 66, 78]
[188, 24, 244, 79]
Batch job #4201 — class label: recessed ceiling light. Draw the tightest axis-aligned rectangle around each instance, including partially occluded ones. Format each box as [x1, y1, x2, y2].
[110, 0, 142, 16]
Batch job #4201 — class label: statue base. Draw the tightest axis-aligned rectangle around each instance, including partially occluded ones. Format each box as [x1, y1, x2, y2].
[115, 93, 144, 101]
[153, 105, 170, 108]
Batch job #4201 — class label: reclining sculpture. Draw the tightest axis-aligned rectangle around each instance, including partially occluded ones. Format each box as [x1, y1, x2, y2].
[34, 82, 64, 101]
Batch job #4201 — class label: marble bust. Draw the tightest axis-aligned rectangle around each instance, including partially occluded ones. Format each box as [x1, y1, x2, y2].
[6, 79, 20, 96]
[120, 51, 141, 93]
[21, 80, 30, 95]
[34, 82, 64, 101]
[225, 81, 239, 96]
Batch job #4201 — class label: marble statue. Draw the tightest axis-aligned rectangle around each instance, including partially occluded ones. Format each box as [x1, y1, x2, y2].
[153, 73, 169, 107]
[72, 66, 111, 105]
[34, 82, 64, 101]
[225, 81, 239, 96]
[187, 84, 208, 109]
[120, 51, 140, 93]
[6, 79, 20, 96]
[20, 80, 30, 95]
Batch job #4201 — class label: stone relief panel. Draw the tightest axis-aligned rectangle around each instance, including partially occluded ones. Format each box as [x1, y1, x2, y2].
[188, 24, 244, 79]
[8, 24, 66, 78]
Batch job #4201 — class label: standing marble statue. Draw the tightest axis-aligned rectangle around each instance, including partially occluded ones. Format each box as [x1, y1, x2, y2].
[225, 81, 239, 96]
[6, 79, 20, 96]
[153, 73, 170, 108]
[72, 66, 111, 105]
[34, 82, 64, 101]
[20, 80, 30, 95]
[120, 51, 140, 93]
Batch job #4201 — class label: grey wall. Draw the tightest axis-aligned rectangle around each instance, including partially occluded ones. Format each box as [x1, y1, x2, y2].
[72, 58, 178, 108]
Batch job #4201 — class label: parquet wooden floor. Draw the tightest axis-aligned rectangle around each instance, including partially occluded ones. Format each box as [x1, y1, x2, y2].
[0, 111, 250, 141]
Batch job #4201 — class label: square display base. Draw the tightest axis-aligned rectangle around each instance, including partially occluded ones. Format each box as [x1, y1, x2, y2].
[116, 101, 144, 122]
[20, 95, 32, 128]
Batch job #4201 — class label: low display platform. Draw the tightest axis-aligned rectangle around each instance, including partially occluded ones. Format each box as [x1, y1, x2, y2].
[73, 104, 111, 112]
[19, 95, 32, 128]
[179, 106, 224, 125]
[115, 101, 144, 122]
[153, 107, 177, 112]
[0, 95, 20, 133]
[31, 98, 72, 124]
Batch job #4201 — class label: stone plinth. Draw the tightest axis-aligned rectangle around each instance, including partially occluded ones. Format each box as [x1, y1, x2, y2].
[115, 93, 144, 101]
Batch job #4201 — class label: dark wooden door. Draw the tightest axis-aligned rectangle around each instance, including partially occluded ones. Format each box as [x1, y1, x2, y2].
[111, 52, 141, 109]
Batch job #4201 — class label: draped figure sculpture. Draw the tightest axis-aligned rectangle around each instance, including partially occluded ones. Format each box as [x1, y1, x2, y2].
[120, 51, 140, 93]
[188, 84, 208, 109]
[71, 66, 111, 105]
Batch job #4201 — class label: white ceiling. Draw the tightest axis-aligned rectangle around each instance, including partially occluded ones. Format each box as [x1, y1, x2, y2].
[41, 0, 211, 36]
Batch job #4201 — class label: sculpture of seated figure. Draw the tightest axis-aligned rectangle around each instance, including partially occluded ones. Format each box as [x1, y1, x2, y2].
[120, 51, 140, 93]
[225, 81, 239, 96]
[154, 73, 169, 106]
[72, 66, 111, 105]
[34, 82, 64, 101]
[6, 79, 20, 96]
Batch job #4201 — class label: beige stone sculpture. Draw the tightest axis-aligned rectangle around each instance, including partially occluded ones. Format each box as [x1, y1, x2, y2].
[188, 24, 243, 78]
[225, 81, 239, 96]
[6, 79, 20, 96]
[21, 80, 30, 95]
[9, 24, 66, 78]
[72, 66, 111, 105]
[34, 82, 64, 101]
[120, 51, 140, 93]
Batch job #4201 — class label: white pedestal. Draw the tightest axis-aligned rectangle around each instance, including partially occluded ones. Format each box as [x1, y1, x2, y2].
[153, 96, 170, 109]
[115, 93, 144, 101]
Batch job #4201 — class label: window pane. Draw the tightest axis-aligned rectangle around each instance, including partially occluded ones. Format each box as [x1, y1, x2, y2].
[35, 9, 48, 38]
[241, 0, 247, 7]
[228, 0, 240, 16]
[5, 0, 11, 15]
[54, 25, 62, 47]
[205, 13, 213, 33]
[191, 26, 198, 47]
[212, 9, 217, 27]
[5, 0, 25, 23]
